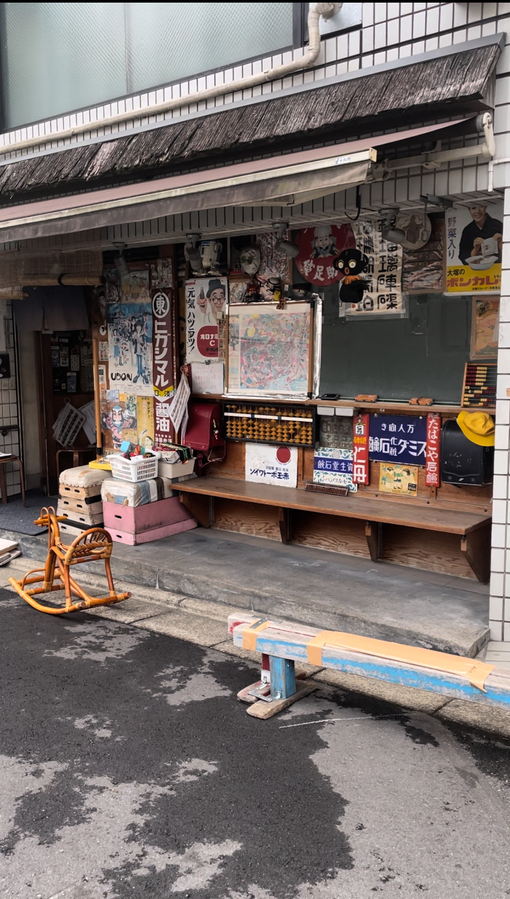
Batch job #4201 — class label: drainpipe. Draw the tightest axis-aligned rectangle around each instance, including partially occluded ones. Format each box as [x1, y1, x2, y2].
[488, 157, 510, 193]
[0, 3, 343, 158]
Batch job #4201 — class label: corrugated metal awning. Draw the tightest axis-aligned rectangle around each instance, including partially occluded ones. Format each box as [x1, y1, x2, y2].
[0, 120, 477, 242]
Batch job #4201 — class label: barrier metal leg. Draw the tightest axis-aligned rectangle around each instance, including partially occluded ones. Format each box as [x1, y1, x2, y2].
[238, 653, 318, 720]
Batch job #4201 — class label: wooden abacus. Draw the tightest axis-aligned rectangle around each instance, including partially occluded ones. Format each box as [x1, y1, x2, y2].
[222, 401, 315, 447]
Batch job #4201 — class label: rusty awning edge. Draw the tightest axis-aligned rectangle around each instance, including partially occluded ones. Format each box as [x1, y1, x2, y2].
[0, 119, 476, 243]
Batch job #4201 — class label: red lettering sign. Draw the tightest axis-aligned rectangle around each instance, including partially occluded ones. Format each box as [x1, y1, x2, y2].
[196, 324, 219, 357]
[425, 412, 441, 487]
[352, 413, 370, 484]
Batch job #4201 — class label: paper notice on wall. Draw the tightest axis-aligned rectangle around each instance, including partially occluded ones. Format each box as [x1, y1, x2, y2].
[191, 362, 224, 395]
[169, 374, 191, 435]
[79, 401, 96, 445]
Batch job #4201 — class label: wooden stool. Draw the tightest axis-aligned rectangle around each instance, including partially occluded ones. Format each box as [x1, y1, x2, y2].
[0, 454, 26, 507]
[56, 446, 96, 479]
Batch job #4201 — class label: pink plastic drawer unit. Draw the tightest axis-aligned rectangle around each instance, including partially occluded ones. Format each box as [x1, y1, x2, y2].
[103, 495, 197, 543]
[106, 518, 197, 546]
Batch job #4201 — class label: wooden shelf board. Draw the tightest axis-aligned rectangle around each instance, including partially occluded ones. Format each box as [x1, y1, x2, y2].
[192, 395, 494, 415]
[176, 476, 490, 536]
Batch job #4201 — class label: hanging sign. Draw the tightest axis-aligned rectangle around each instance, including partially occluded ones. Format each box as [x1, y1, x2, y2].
[169, 373, 191, 436]
[152, 289, 174, 398]
[352, 413, 370, 484]
[445, 202, 503, 294]
[369, 414, 427, 466]
[294, 224, 355, 286]
[340, 220, 404, 316]
[425, 412, 441, 487]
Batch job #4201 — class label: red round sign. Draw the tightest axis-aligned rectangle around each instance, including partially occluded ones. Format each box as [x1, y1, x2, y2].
[276, 446, 291, 464]
[294, 224, 356, 286]
[196, 325, 219, 358]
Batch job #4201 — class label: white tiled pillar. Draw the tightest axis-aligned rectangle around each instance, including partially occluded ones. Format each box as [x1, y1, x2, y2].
[0, 301, 21, 496]
[491, 185, 510, 641]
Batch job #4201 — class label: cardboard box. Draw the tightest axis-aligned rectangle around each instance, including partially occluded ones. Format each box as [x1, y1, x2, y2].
[158, 458, 196, 480]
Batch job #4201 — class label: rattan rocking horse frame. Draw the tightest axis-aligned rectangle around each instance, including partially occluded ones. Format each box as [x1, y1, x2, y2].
[9, 507, 130, 614]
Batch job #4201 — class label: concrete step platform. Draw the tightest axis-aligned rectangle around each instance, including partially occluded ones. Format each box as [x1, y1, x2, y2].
[1, 524, 489, 658]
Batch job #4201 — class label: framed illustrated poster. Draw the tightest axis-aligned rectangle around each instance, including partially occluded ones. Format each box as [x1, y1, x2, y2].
[470, 297, 499, 361]
[379, 463, 419, 496]
[226, 301, 313, 399]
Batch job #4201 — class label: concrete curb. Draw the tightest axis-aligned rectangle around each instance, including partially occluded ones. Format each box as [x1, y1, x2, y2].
[0, 527, 490, 658]
[2, 557, 509, 740]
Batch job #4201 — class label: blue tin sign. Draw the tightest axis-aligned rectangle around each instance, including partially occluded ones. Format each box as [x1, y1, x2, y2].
[369, 414, 427, 466]
[313, 448, 357, 492]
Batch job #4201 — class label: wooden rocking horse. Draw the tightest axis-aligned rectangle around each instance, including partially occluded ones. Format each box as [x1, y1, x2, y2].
[9, 507, 130, 614]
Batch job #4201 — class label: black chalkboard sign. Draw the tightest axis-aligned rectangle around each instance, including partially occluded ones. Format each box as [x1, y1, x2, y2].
[319, 292, 472, 404]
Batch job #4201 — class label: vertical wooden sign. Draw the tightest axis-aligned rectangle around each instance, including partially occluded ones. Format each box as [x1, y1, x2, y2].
[152, 288, 175, 444]
[152, 289, 174, 398]
[425, 412, 441, 487]
[352, 413, 370, 484]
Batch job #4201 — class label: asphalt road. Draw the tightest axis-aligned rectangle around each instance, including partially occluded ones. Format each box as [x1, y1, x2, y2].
[1, 586, 510, 899]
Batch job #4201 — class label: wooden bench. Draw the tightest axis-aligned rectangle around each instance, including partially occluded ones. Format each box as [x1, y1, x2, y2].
[176, 476, 491, 583]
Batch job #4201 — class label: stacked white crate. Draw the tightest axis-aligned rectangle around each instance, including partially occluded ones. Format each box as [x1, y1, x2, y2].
[57, 465, 111, 539]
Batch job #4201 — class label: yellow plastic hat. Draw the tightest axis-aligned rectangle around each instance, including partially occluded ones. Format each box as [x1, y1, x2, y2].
[457, 410, 495, 446]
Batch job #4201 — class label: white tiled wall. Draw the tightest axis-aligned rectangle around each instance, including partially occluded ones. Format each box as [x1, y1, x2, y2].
[491, 188, 510, 640]
[0, 302, 21, 497]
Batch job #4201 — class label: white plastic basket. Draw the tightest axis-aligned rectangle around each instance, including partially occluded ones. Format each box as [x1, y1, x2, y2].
[109, 452, 159, 483]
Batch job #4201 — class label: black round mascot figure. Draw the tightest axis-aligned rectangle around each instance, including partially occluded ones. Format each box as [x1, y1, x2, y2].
[334, 248, 369, 304]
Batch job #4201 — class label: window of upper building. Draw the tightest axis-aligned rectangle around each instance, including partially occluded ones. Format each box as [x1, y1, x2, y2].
[0, 1, 298, 129]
